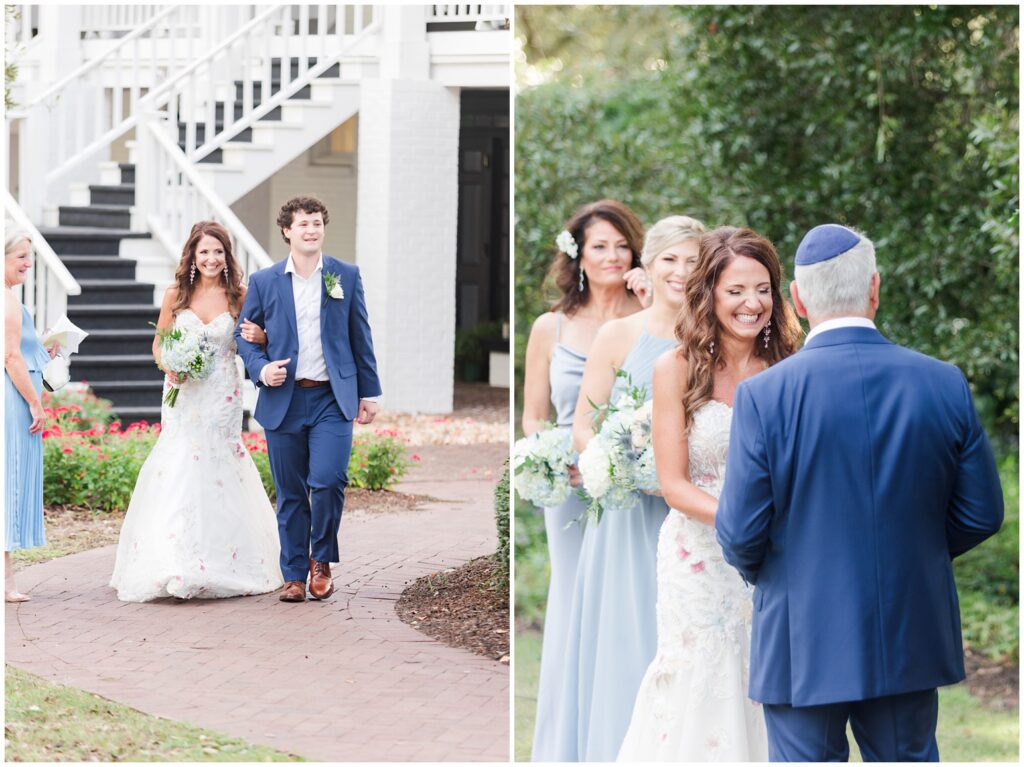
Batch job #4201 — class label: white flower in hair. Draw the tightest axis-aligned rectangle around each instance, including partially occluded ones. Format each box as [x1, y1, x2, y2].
[556, 230, 579, 259]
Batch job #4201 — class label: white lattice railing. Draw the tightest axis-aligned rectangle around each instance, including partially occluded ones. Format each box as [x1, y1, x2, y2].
[137, 114, 273, 280]
[17, 5, 203, 221]
[428, 4, 509, 25]
[4, 190, 81, 335]
[141, 4, 379, 164]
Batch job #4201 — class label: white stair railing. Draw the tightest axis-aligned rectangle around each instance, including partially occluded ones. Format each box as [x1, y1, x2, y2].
[428, 4, 510, 26]
[4, 189, 81, 335]
[141, 4, 379, 164]
[137, 112, 273, 281]
[80, 5, 173, 38]
[17, 5, 200, 220]
[4, 5, 39, 46]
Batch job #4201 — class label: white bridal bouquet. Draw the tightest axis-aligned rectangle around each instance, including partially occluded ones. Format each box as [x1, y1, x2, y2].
[513, 425, 576, 508]
[577, 371, 658, 522]
[153, 323, 216, 407]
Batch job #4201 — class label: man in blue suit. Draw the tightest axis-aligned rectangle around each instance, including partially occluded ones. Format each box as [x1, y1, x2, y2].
[716, 224, 1003, 761]
[236, 196, 382, 603]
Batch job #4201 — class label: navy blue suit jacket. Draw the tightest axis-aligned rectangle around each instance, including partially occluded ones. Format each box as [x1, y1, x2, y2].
[715, 326, 1002, 706]
[235, 256, 382, 430]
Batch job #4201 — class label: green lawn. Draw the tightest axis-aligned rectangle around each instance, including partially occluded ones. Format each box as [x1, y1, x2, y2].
[5, 666, 303, 762]
[514, 629, 1018, 762]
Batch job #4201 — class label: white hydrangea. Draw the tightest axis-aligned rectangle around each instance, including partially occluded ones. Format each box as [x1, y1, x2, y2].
[578, 435, 613, 500]
[578, 372, 660, 521]
[513, 426, 575, 508]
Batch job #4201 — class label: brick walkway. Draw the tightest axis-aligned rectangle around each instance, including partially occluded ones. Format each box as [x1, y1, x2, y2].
[5, 443, 510, 762]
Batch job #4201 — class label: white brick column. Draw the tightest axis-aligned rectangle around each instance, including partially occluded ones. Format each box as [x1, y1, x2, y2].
[355, 79, 461, 413]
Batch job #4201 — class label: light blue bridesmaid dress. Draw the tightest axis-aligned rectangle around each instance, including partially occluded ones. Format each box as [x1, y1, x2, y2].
[532, 313, 588, 761]
[5, 305, 50, 550]
[550, 327, 675, 762]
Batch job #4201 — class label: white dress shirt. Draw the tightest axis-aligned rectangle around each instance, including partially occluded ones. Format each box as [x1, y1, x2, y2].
[260, 253, 327, 384]
[260, 253, 381, 402]
[804, 316, 877, 344]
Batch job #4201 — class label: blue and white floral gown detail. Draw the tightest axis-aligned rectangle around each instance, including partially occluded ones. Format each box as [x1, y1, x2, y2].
[110, 310, 283, 602]
[617, 401, 768, 761]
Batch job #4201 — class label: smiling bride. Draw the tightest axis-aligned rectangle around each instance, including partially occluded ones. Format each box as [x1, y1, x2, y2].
[109, 221, 283, 602]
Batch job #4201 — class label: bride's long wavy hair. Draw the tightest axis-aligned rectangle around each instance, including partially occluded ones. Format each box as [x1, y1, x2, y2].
[171, 221, 245, 319]
[676, 226, 801, 431]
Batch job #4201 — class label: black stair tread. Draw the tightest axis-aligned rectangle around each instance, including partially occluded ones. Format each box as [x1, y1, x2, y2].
[75, 279, 153, 288]
[112, 406, 164, 419]
[118, 163, 134, 170]
[90, 380, 163, 390]
[37, 226, 150, 239]
[86, 328, 154, 336]
[75, 353, 157, 361]
[87, 184, 135, 192]
[58, 204, 133, 212]
[68, 301, 159, 309]
[60, 254, 136, 262]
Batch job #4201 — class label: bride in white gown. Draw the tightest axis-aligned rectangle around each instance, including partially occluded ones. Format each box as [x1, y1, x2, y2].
[110, 222, 283, 602]
[618, 226, 800, 761]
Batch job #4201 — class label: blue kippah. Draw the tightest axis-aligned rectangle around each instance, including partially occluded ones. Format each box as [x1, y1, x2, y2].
[794, 224, 861, 266]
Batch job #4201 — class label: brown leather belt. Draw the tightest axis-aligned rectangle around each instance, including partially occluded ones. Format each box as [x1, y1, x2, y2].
[295, 378, 330, 388]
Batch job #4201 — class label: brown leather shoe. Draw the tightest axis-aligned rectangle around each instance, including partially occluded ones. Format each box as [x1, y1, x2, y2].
[279, 580, 306, 602]
[309, 559, 334, 600]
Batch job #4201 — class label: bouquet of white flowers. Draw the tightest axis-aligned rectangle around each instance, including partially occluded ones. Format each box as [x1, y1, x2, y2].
[513, 425, 576, 508]
[577, 371, 658, 522]
[153, 323, 216, 407]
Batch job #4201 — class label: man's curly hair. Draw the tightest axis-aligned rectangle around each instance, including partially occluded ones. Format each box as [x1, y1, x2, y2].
[277, 196, 330, 243]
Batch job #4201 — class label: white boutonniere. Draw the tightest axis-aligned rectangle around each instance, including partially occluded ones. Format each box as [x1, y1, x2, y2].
[323, 272, 344, 300]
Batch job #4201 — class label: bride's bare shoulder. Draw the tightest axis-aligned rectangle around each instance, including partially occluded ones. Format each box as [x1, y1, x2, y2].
[654, 346, 687, 392]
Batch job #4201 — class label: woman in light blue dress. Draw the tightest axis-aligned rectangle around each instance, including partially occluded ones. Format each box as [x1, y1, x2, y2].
[550, 215, 707, 761]
[523, 200, 647, 761]
[5, 228, 55, 602]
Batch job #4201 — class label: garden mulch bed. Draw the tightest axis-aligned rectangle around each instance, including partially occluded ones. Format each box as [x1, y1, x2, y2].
[963, 650, 1018, 711]
[396, 554, 510, 664]
[345, 488, 439, 515]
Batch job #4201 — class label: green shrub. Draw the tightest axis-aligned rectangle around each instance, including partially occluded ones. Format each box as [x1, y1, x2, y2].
[348, 430, 413, 491]
[43, 420, 414, 510]
[42, 424, 158, 511]
[42, 386, 116, 432]
[516, 5, 1019, 440]
[494, 462, 510, 589]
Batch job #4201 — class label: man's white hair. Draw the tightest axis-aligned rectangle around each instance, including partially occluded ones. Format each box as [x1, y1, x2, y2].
[794, 232, 877, 318]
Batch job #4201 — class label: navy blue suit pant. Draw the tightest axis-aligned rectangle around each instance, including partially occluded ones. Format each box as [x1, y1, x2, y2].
[764, 688, 939, 762]
[264, 385, 352, 582]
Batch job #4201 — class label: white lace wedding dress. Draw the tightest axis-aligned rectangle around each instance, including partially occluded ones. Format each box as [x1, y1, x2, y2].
[618, 400, 769, 761]
[110, 309, 283, 602]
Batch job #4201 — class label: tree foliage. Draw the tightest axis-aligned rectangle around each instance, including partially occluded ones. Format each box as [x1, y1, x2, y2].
[516, 5, 1018, 438]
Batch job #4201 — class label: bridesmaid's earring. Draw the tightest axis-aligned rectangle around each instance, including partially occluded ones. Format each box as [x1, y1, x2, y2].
[578, 268, 586, 292]
[763, 318, 772, 349]
[709, 339, 715, 356]
[189, 262, 196, 285]
[223, 264, 229, 281]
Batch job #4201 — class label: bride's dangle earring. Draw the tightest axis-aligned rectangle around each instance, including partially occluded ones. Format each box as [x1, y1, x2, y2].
[763, 318, 772, 349]
[189, 261, 196, 285]
[578, 267, 586, 292]
[708, 338, 715, 356]
[223, 264, 229, 282]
